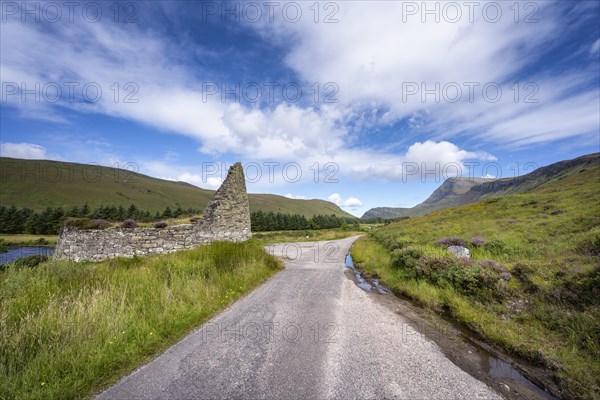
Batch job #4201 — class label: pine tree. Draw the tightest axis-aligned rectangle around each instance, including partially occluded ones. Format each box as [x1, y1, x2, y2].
[127, 203, 137, 219]
[117, 205, 125, 220]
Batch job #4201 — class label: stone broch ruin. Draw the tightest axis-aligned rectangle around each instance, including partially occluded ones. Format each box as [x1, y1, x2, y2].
[54, 163, 251, 262]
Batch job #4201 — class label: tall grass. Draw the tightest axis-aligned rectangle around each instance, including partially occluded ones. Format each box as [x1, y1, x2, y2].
[0, 234, 58, 246]
[0, 241, 282, 399]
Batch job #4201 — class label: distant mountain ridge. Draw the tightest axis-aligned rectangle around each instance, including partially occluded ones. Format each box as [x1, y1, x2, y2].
[362, 152, 600, 220]
[0, 158, 355, 219]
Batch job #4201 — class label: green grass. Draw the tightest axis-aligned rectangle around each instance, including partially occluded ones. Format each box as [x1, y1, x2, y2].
[0, 157, 354, 218]
[351, 166, 600, 399]
[0, 234, 59, 246]
[250, 227, 364, 244]
[0, 241, 283, 399]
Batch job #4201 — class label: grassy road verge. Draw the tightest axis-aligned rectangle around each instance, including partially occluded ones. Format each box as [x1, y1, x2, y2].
[0, 241, 282, 399]
[351, 167, 599, 399]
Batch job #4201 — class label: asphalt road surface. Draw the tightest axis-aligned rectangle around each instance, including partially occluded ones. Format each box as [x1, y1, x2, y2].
[98, 236, 502, 400]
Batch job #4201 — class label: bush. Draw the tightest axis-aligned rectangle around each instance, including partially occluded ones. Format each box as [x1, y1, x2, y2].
[89, 219, 110, 229]
[391, 246, 424, 271]
[64, 218, 110, 230]
[388, 239, 411, 251]
[476, 259, 506, 272]
[64, 217, 91, 230]
[415, 256, 511, 299]
[435, 237, 466, 247]
[153, 221, 167, 229]
[499, 271, 512, 281]
[471, 236, 486, 247]
[120, 219, 138, 229]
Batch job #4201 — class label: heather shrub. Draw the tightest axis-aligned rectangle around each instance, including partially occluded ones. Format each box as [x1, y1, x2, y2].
[512, 262, 538, 293]
[499, 271, 512, 281]
[447, 261, 483, 293]
[153, 221, 167, 229]
[64, 218, 110, 230]
[89, 219, 110, 229]
[512, 261, 533, 280]
[435, 237, 466, 247]
[476, 259, 507, 273]
[388, 239, 411, 251]
[415, 256, 454, 282]
[471, 236, 486, 247]
[120, 219, 138, 229]
[64, 217, 91, 230]
[391, 246, 424, 271]
[415, 256, 510, 300]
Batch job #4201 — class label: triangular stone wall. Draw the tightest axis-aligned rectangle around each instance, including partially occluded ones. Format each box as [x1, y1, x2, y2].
[54, 162, 252, 262]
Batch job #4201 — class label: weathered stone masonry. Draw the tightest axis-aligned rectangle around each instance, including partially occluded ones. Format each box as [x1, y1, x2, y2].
[54, 162, 252, 262]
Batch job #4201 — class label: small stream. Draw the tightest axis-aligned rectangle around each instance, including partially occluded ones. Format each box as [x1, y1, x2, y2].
[344, 252, 557, 400]
[0, 246, 55, 265]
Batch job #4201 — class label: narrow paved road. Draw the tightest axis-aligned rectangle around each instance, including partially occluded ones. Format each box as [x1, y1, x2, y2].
[98, 236, 501, 399]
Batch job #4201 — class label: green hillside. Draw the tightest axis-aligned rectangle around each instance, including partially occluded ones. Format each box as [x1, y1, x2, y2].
[362, 153, 600, 219]
[0, 158, 354, 218]
[352, 163, 600, 399]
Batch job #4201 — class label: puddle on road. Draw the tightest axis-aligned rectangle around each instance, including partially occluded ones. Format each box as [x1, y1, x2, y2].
[344, 252, 557, 400]
[344, 253, 354, 268]
[345, 253, 389, 294]
[466, 336, 558, 400]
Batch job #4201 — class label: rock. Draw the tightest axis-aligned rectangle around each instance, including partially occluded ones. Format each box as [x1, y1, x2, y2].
[447, 245, 471, 259]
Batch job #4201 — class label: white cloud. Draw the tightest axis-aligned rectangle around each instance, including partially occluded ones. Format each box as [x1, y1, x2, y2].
[328, 193, 363, 208]
[405, 140, 496, 164]
[140, 160, 225, 190]
[257, 2, 558, 116]
[284, 193, 307, 200]
[176, 173, 222, 190]
[164, 151, 180, 162]
[0, 142, 48, 159]
[251, 1, 598, 149]
[1, 1, 597, 182]
[591, 39, 600, 55]
[335, 140, 496, 182]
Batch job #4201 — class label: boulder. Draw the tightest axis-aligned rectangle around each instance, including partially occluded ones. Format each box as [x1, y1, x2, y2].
[448, 245, 471, 259]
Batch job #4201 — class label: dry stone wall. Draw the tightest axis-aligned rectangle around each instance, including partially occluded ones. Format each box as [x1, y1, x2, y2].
[54, 163, 252, 262]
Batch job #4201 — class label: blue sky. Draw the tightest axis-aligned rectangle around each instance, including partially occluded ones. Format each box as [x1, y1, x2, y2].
[1, 0, 599, 217]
